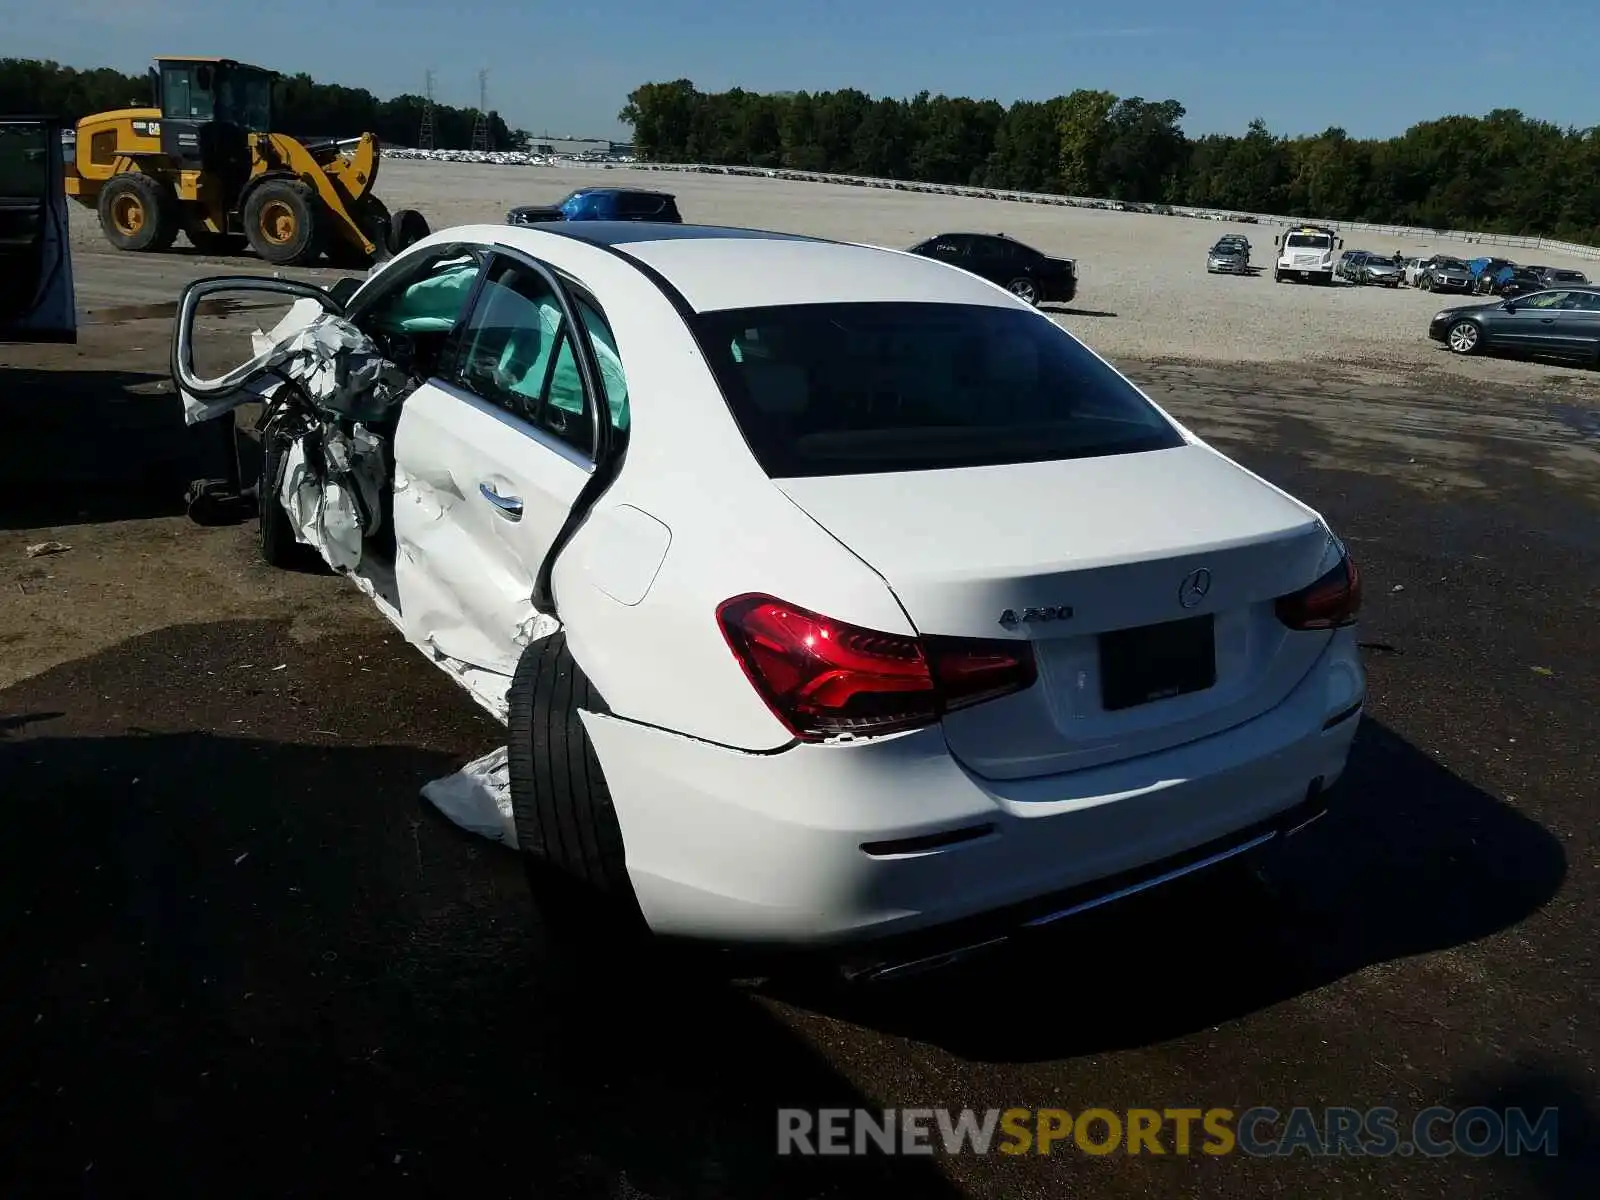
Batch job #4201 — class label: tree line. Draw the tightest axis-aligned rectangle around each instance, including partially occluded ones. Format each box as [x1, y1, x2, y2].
[620, 81, 1600, 245]
[0, 58, 522, 151]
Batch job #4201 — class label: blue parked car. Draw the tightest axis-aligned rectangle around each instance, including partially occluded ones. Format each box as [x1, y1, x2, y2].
[505, 188, 683, 226]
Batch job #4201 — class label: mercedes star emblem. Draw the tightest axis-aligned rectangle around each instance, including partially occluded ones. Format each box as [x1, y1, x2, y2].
[1178, 568, 1212, 609]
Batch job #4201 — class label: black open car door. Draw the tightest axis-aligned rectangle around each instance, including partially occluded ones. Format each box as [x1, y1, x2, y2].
[0, 115, 76, 344]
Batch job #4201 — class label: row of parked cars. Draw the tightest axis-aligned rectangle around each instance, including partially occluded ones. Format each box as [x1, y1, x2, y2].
[1337, 249, 1589, 297]
[504, 189, 1080, 307]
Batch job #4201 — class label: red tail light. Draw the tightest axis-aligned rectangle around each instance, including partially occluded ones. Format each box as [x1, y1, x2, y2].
[716, 594, 1037, 741]
[1275, 552, 1362, 630]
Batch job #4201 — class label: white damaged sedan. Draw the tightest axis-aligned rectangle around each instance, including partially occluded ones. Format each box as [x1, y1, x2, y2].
[173, 221, 1365, 978]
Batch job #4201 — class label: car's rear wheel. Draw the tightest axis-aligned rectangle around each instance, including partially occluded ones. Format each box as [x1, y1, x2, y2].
[1447, 320, 1482, 355]
[1006, 277, 1039, 306]
[507, 632, 644, 935]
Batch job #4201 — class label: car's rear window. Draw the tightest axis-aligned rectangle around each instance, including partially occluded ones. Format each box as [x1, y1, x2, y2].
[618, 192, 675, 218]
[691, 302, 1185, 478]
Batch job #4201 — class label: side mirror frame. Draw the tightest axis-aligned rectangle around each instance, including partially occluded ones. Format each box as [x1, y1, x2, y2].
[1501, 300, 1517, 313]
[325, 276, 363, 306]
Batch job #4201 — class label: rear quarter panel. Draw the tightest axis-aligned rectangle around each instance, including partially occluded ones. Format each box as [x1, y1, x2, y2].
[538, 240, 914, 751]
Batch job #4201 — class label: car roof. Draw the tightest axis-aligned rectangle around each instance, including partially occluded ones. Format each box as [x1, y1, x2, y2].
[457, 222, 1025, 313]
[565, 187, 676, 199]
[930, 230, 1042, 249]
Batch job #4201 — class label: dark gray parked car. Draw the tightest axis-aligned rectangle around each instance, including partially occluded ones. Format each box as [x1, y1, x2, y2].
[1428, 285, 1600, 362]
[1529, 265, 1591, 287]
[1418, 256, 1474, 293]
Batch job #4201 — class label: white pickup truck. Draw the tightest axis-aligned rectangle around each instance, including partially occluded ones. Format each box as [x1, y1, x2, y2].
[1272, 224, 1343, 285]
[0, 116, 75, 345]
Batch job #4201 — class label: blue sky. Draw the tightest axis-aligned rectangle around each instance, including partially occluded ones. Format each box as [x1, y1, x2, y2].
[6, 0, 1597, 141]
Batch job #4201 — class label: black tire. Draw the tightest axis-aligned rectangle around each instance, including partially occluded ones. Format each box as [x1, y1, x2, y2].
[98, 173, 179, 252]
[257, 429, 309, 568]
[185, 225, 245, 256]
[387, 208, 431, 256]
[243, 179, 323, 266]
[506, 632, 640, 919]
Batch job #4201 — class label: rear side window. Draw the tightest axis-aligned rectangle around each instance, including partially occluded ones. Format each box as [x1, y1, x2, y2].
[692, 302, 1184, 478]
[453, 260, 595, 458]
[618, 192, 672, 219]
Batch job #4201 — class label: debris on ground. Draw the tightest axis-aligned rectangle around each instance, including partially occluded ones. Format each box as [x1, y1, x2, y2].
[420, 747, 518, 848]
[24, 541, 71, 558]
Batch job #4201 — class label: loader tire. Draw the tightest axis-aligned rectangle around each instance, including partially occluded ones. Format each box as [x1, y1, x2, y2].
[388, 208, 431, 256]
[98, 173, 179, 252]
[506, 632, 642, 931]
[244, 179, 323, 266]
[185, 225, 245, 256]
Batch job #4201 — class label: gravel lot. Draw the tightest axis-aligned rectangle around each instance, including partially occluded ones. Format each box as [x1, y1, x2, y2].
[63, 161, 1600, 397]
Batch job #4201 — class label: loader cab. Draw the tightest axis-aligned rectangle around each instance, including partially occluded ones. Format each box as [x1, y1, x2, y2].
[152, 58, 274, 184]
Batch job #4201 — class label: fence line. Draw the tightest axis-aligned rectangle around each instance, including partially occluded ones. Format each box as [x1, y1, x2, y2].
[374, 146, 1600, 261]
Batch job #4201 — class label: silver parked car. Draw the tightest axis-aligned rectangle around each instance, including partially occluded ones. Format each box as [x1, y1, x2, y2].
[1358, 254, 1403, 287]
[1206, 236, 1251, 275]
[1417, 256, 1475, 293]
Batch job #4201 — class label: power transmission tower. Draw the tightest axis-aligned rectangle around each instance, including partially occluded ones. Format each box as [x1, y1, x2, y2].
[470, 69, 491, 152]
[418, 70, 436, 151]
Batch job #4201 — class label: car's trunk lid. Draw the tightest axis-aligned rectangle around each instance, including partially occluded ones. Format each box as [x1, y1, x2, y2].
[775, 444, 1336, 779]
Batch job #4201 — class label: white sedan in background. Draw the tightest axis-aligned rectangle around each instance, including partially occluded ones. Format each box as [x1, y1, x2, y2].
[173, 220, 1365, 980]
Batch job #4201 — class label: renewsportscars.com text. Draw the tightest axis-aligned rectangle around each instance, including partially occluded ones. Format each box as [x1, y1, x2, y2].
[777, 1106, 1560, 1158]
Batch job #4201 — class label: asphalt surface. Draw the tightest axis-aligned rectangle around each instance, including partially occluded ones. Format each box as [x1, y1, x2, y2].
[2, 282, 1597, 1196]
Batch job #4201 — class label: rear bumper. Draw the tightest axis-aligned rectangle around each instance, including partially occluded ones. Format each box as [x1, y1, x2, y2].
[585, 628, 1365, 951]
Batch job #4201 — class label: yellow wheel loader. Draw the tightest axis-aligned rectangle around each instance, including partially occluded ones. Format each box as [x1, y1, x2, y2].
[64, 57, 430, 267]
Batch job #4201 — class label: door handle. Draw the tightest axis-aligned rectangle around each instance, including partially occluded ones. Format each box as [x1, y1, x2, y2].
[479, 482, 524, 520]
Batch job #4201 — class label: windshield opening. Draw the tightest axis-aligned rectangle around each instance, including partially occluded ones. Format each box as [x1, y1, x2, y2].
[691, 302, 1185, 478]
[215, 70, 273, 132]
[1286, 234, 1330, 248]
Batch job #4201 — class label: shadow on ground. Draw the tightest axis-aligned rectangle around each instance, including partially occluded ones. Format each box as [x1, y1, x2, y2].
[1042, 304, 1118, 318]
[0, 727, 962, 1197]
[771, 717, 1566, 1063]
[1453, 1061, 1600, 1196]
[0, 624, 962, 1197]
[0, 367, 243, 530]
